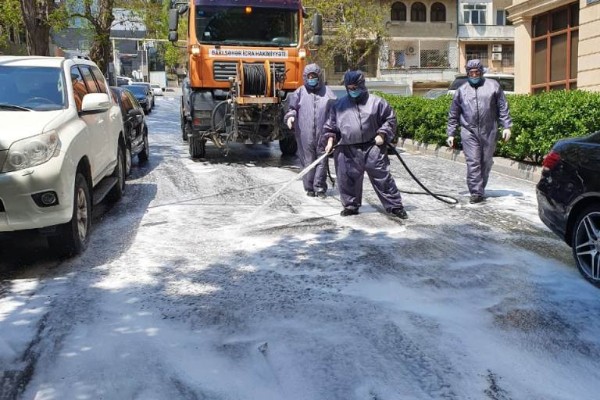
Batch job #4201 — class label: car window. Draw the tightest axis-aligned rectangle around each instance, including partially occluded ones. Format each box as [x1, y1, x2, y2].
[70, 66, 89, 112]
[90, 66, 108, 94]
[124, 91, 141, 109]
[80, 65, 100, 93]
[120, 91, 134, 113]
[495, 77, 514, 92]
[123, 85, 147, 96]
[449, 77, 468, 90]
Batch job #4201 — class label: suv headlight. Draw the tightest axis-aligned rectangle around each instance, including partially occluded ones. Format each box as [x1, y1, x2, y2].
[2, 131, 61, 172]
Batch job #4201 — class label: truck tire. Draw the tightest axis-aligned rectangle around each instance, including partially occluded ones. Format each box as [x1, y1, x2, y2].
[48, 173, 91, 257]
[279, 135, 297, 156]
[182, 120, 190, 142]
[189, 135, 206, 159]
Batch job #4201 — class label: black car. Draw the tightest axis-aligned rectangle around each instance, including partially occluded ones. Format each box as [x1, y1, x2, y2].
[121, 84, 152, 114]
[110, 87, 150, 176]
[536, 131, 600, 286]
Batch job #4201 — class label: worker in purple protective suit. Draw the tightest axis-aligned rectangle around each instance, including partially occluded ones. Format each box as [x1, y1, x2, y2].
[284, 63, 337, 198]
[323, 70, 408, 219]
[447, 59, 512, 204]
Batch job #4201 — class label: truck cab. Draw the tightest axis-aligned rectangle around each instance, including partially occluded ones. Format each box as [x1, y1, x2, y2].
[169, 0, 322, 159]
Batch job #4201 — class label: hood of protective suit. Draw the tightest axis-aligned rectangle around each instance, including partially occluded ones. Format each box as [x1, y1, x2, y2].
[343, 70, 369, 104]
[465, 59, 485, 88]
[303, 63, 324, 92]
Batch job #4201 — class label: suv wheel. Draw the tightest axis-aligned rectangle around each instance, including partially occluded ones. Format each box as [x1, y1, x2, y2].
[572, 205, 600, 287]
[107, 144, 126, 202]
[48, 173, 91, 257]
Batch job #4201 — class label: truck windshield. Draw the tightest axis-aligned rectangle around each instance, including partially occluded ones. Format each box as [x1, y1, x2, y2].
[196, 6, 299, 47]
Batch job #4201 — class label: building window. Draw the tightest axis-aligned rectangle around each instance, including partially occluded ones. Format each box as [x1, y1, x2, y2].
[496, 10, 512, 26]
[421, 49, 449, 67]
[466, 44, 488, 66]
[431, 3, 446, 22]
[334, 55, 349, 74]
[463, 4, 487, 25]
[531, 2, 578, 92]
[389, 50, 406, 68]
[501, 44, 514, 67]
[411, 2, 426, 22]
[391, 2, 407, 21]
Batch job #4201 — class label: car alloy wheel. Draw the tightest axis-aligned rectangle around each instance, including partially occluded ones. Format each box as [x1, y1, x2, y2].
[48, 172, 91, 257]
[572, 206, 600, 286]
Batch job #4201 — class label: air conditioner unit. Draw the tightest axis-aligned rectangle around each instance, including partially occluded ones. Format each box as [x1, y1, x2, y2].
[406, 44, 417, 55]
[492, 44, 503, 52]
[491, 53, 502, 61]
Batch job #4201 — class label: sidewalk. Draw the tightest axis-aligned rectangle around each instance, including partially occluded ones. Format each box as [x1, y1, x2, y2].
[398, 138, 542, 183]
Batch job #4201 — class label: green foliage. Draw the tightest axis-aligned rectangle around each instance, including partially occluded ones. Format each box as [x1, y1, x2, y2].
[384, 90, 600, 165]
[161, 0, 188, 70]
[379, 93, 452, 146]
[0, 0, 21, 51]
[304, 0, 387, 71]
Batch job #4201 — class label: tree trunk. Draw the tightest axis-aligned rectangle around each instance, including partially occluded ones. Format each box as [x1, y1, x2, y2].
[86, 0, 115, 74]
[19, 0, 55, 56]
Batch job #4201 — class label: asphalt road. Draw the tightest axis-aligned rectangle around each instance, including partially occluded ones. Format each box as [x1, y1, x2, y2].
[1, 92, 599, 400]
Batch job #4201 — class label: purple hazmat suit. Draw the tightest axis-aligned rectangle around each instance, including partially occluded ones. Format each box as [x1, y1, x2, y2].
[284, 64, 336, 195]
[447, 60, 512, 198]
[322, 70, 405, 215]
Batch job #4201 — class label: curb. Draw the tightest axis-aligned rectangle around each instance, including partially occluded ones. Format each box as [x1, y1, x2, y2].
[397, 138, 542, 183]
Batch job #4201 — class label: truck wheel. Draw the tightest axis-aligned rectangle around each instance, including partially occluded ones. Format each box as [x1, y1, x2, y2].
[48, 173, 91, 257]
[107, 144, 126, 202]
[189, 135, 206, 159]
[279, 135, 297, 156]
[182, 120, 190, 142]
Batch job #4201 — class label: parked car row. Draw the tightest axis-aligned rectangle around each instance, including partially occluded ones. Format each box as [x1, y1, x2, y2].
[117, 79, 161, 113]
[0, 55, 150, 257]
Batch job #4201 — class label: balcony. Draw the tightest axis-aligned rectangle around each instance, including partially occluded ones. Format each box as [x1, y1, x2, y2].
[458, 24, 514, 40]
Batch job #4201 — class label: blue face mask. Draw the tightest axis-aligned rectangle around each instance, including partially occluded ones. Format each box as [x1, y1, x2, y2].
[468, 77, 482, 86]
[348, 89, 361, 98]
[307, 78, 318, 87]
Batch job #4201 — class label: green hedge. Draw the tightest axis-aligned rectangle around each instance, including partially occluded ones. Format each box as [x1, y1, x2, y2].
[378, 90, 600, 165]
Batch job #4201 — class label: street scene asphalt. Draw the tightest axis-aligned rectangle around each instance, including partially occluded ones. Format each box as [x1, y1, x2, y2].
[2, 91, 599, 400]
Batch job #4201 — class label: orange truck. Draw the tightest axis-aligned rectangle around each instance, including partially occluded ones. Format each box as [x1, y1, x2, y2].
[168, 0, 322, 159]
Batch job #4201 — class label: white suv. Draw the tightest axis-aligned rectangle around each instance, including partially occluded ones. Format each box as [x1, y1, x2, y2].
[0, 55, 126, 256]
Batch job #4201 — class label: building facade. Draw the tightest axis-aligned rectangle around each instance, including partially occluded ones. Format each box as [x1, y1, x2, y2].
[321, 0, 516, 94]
[507, 0, 600, 93]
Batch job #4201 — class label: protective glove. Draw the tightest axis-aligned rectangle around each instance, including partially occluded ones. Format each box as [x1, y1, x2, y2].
[502, 128, 511, 142]
[375, 134, 384, 146]
[446, 136, 454, 148]
[286, 117, 295, 130]
[324, 137, 334, 154]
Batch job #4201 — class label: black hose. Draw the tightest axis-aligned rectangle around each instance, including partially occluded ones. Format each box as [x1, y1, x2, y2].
[387, 143, 459, 205]
[243, 64, 266, 95]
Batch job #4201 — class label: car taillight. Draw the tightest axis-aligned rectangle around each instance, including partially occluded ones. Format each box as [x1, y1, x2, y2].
[542, 151, 561, 170]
